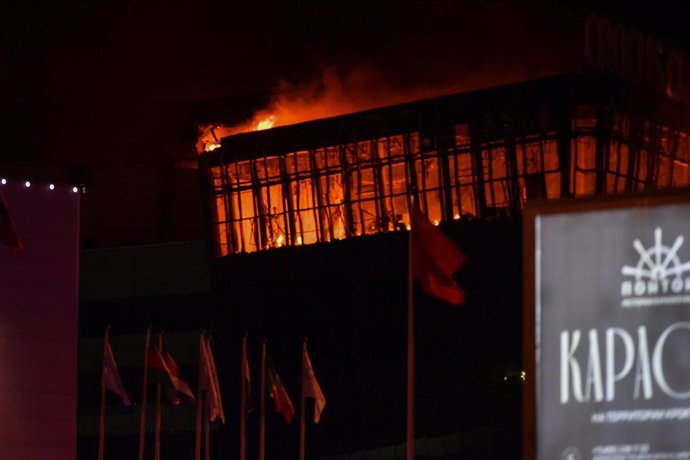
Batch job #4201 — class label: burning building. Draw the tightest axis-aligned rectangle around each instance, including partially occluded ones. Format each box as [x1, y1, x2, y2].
[199, 74, 690, 257]
[192, 71, 690, 459]
[192, 12, 690, 460]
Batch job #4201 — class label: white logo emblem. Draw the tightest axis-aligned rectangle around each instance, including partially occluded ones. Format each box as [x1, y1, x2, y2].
[561, 447, 580, 460]
[621, 227, 690, 307]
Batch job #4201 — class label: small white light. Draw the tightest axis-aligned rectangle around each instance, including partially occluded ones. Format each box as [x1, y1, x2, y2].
[406, 225, 411, 231]
[454, 214, 460, 220]
[433, 220, 439, 226]
[49, 184, 55, 190]
[25, 181, 31, 188]
[1, 178, 6, 185]
[72, 186, 79, 193]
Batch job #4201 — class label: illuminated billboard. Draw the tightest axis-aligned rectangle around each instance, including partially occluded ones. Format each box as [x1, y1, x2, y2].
[524, 192, 690, 460]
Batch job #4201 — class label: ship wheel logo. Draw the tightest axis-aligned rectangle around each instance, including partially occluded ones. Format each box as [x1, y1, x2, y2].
[621, 227, 690, 281]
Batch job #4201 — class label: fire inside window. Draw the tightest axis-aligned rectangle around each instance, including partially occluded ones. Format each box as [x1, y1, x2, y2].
[201, 81, 690, 257]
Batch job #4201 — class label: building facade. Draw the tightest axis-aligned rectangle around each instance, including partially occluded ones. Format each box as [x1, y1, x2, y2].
[200, 75, 690, 257]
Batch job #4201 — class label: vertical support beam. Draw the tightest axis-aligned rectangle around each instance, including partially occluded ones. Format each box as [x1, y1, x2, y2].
[251, 161, 268, 250]
[438, 130, 455, 222]
[233, 162, 248, 253]
[374, 138, 390, 231]
[557, 98, 573, 197]
[280, 154, 298, 245]
[594, 105, 613, 194]
[469, 122, 487, 219]
[339, 144, 356, 237]
[506, 132, 522, 215]
[218, 156, 235, 254]
[625, 116, 643, 192]
[403, 133, 420, 218]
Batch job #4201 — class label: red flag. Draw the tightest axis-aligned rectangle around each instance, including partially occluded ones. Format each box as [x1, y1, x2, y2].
[0, 191, 22, 250]
[266, 355, 295, 423]
[302, 343, 326, 423]
[412, 206, 466, 305]
[102, 336, 132, 406]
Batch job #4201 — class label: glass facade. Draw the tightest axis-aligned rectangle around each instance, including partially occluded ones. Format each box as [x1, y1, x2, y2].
[201, 78, 690, 256]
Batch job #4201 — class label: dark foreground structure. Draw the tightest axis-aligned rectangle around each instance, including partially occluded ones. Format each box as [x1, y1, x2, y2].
[196, 74, 690, 459]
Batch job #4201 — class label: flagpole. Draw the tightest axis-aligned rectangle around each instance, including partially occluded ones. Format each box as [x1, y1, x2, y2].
[138, 326, 151, 460]
[155, 332, 163, 460]
[98, 326, 110, 460]
[406, 200, 415, 460]
[299, 338, 306, 460]
[195, 333, 205, 460]
[240, 334, 248, 460]
[204, 401, 211, 460]
[259, 339, 267, 460]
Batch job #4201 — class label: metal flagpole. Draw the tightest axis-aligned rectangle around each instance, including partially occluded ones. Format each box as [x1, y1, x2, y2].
[154, 332, 163, 460]
[98, 326, 110, 460]
[299, 338, 307, 460]
[195, 333, 205, 460]
[259, 339, 267, 460]
[406, 196, 416, 460]
[138, 326, 152, 460]
[240, 334, 248, 460]
[204, 398, 211, 460]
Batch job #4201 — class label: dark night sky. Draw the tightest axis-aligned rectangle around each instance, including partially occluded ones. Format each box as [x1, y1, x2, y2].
[1, 1, 689, 246]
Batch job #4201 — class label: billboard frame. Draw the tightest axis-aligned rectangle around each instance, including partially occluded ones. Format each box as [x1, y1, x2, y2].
[522, 188, 690, 460]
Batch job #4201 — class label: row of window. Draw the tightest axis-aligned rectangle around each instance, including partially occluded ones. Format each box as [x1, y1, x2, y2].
[205, 109, 690, 256]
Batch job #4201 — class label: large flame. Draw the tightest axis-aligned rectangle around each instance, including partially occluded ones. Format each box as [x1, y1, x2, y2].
[197, 67, 459, 153]
[197, 64, 560, 154]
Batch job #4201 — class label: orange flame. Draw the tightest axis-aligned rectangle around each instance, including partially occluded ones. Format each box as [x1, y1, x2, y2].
[197, 64, 562, 154]
[255, 115, 275, 131]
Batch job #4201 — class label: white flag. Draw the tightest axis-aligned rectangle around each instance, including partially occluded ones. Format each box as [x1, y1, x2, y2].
[302, 343, 326, 423]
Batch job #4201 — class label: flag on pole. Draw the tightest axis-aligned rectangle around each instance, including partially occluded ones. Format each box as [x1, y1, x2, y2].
[0, 190, 22, 250]
[302, 343, 326, 423]
[147, 347, 196, 403]
[266, 355, 295, 423]
[411, 206, 466, 305]
[242, 337, 253, 413]
[102, 335, 131, 405]
[200, 335, 225, 423]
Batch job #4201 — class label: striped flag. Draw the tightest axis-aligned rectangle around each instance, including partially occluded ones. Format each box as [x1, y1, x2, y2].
[200, 335, 225, 423]
[147, 347, 196, 404]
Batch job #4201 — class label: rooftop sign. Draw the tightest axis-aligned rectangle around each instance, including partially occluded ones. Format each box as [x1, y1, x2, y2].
[585, 14, 690, 103]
